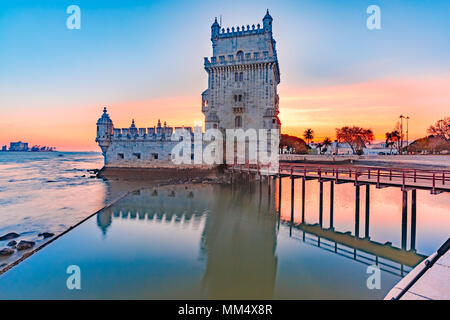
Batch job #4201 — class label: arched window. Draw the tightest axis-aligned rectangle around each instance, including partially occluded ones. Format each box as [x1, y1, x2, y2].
[236, 51, 244, 61]
[239, 72, 243, 81]
[235, 116, 242, 128]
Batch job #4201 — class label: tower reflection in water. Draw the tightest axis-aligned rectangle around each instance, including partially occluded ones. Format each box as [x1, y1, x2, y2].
[96, 181, 278, 299]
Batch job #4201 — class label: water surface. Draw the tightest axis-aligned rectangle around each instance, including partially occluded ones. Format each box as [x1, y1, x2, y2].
[0, 152, 107, 268]
[1, 179, 448, 299]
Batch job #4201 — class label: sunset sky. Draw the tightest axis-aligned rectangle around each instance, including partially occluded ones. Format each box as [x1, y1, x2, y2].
[0, 0, 449, 151]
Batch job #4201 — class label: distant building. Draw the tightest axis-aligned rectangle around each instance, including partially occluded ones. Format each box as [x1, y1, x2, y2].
[363, 142, 398, 155]
[1, 145, 6, 151]
[9, 141, 28, 152]
[308, 142, 354, 155]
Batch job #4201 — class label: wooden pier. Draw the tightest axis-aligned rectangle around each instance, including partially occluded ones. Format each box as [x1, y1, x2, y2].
[230, 163, 449, 300]
[229, 163, 450, 194]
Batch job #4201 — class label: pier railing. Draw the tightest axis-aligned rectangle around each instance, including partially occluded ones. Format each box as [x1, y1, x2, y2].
[228, 163, 450, 193]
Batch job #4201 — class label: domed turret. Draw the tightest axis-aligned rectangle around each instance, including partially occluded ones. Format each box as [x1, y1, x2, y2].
[263, 9, 273, 32]
[211, 17, 220, 40]
[96, 107, 114, 160]
[129, 119, 137, 135]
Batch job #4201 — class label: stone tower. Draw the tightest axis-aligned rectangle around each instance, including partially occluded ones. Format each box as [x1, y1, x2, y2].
[96, 107, 113, 163]
[202, 10, 281, 132]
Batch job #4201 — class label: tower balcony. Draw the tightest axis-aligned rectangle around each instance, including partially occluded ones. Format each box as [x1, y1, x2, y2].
[233, 107, 245, 114]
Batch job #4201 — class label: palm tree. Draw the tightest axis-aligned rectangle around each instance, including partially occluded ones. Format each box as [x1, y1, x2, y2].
[322, 137, 332, 154]
[303, 129, 314, 145]
[385, 130, 401, 154]
[317, 143, 323, 154]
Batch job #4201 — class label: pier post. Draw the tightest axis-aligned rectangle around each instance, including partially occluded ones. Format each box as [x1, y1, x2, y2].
[365, 184, 370, 239]
[401, 190, 408, 250]
[330, 181, 334, 229]
[278, 176, 282, 214]
[355, 185, 360, 237]
[290, 176, 295, 227]
[411, 189, 417, 251]
[319, 181, 323, 227]
[302, 178, 306, 223]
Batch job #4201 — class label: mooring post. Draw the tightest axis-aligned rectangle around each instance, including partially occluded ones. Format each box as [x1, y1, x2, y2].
[411, 189, 417, 251]
[291, 175, 295, 227]
[319, 181, 323, 227]
[330, 181, 334, 229]
[365, 184, 370, 238]
[278, 175, 282, 214]
[401, 190, 408, 250]
[302, 177, 306, 224]
[355, 185, 360, 237]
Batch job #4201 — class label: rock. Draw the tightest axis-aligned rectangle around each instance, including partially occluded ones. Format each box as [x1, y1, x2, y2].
[16, 240, 35, 251]
[7, 240, 17, 247]
[0, 248, 14, 256]
[38, 232, 54, 239]
[0, 232, 20, 241]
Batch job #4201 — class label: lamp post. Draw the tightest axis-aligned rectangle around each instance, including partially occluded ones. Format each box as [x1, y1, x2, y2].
[405, 116, 410, 154]
[399, 115, 404, 155]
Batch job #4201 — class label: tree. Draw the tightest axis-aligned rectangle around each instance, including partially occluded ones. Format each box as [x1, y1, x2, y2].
[280, 134, 309, 154]
[322, 137, 332, 153]
[317, 143, 323, 155]
[335, 126, 375, 155]
[303, 129, 314, 145]
[408, 136, 450, 154]
[427, 117, 450, 140]
[385, 130, 401, 154]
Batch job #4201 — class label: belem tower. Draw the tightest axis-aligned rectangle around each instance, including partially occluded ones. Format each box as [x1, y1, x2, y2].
[96, 10, 280, 167]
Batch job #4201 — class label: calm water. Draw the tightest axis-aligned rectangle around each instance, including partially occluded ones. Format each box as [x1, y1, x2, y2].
[0, 172, 448, 299]
[0, 152, 107, 268]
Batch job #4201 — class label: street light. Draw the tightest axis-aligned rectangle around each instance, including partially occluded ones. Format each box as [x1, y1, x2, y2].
[405, 116, 410, 153]
[399, 115, 410, 155]
[399, 115, 404, 154]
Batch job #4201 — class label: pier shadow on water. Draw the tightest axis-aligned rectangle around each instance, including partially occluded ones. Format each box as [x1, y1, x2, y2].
[0, 175, 448, 299]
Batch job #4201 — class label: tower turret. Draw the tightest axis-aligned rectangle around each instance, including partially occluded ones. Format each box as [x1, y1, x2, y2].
[211, 17, 220, 40]
[96, 107, 113, 161]
[262, 9, 273, 32]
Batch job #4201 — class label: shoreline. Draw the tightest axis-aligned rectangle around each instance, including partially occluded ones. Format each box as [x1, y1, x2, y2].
[0, 191, 132, 276]
[0, 170, 230, 277]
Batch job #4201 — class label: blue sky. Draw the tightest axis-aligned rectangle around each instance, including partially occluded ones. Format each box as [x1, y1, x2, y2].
[0, 0, 449, 149]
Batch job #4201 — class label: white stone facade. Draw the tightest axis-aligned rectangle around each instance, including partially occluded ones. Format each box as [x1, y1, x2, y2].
[96, 108, 194, 167]
[96, 11, 281, 167]
[202, 10, 281, 132]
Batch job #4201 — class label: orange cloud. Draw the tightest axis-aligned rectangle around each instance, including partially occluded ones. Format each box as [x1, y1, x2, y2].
[1, 75, 448, 151]
[278, 74, 450, 142]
